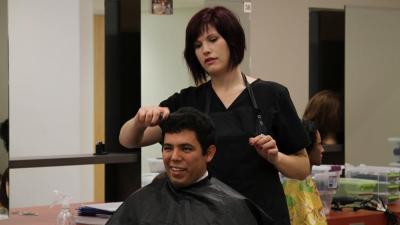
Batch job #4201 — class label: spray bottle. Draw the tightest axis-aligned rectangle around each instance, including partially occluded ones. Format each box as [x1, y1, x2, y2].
[51, 190, 76, 225]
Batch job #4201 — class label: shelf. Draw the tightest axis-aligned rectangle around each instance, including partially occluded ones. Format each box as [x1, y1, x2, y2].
[9, 152, 139, 169]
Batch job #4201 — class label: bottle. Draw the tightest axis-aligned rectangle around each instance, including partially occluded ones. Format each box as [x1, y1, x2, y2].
[51, 190, 76, 225]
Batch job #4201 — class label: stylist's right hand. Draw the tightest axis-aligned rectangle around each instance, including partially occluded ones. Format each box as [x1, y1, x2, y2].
[135, 106, 170, 127]
[249, 134, 279, 164]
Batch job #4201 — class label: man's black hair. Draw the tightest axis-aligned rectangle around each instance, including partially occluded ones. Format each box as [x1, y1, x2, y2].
[160, 107, 215, 154]
[0, 119, 8, 152]
[0, 168, 8, 210]
[302, 120, 318, 153]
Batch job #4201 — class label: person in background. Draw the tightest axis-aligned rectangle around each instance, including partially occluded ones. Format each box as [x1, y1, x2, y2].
[107, 107, 274, 225]
[0, 168, 9, 215]
[119, 6, 310, 224]
[0, 119, 9, 216]
[303, 90, 343, 145]
[282, 120, 327, 225]
[0, 119, 8, 152]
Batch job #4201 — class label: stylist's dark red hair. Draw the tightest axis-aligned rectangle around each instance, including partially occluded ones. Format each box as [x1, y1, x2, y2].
[184, 6, 246, 85]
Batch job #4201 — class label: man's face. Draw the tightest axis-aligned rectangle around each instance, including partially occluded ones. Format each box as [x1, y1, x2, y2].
[162, 129, 215, 188]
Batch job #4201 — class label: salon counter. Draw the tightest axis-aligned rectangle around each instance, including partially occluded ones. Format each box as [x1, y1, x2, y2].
[2, 203, 107, 225]
[327, 200, 400, 225]
[3, 200, 400, 225]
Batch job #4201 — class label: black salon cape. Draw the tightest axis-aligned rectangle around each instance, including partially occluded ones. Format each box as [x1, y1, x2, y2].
[106, 173, 275, 225]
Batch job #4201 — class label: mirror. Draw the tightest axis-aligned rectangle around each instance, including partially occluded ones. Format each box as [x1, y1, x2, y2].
[309, 10, 345, 165]
[308, 5, 400, 167]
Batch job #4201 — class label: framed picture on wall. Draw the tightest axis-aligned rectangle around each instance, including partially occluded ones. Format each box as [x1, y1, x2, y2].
[152, 0, 173, 15]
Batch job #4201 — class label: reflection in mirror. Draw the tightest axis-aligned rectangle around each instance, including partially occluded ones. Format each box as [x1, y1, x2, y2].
[0, 0, 9, 219]
[309, 10, 345, 165]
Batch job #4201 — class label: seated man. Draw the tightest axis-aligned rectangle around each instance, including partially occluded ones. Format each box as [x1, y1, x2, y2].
[106, 107, 274, 225]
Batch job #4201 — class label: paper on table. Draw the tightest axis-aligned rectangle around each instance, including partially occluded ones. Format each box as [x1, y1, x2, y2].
[81, 202, 122, 213]
[75, 215, 108, 225]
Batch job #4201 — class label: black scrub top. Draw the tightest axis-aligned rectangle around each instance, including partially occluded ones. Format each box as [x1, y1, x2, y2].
[160, 79, 309, 225]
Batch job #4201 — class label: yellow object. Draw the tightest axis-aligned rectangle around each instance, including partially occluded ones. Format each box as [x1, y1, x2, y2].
[282, 176, 327, 225]
[94, 15, 105, 203]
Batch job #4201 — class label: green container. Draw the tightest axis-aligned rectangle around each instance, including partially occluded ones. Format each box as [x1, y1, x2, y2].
[335, 178, 378, 198]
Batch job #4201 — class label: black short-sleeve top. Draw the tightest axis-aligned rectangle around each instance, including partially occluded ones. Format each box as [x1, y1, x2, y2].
[160, 79, 309, 225]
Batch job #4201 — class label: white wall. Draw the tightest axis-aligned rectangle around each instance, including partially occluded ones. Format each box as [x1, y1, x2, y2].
[8, 0, 94, 207]
[345, 6, 400, 165]
[0, 0, 9, 173]
[251, 1, 309, 115]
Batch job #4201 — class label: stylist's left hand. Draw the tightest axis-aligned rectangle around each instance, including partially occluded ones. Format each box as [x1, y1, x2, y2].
[249, 134, 279, 164]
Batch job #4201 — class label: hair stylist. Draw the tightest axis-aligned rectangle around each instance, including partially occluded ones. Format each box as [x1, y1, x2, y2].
[119, 6, 310, 225]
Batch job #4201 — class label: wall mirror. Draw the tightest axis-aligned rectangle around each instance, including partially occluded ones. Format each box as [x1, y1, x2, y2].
[309, 9, 345, 165]
[309, 5, 400, 166]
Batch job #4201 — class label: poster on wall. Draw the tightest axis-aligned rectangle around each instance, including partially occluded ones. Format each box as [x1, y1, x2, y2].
[152, 0, 173, 15]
